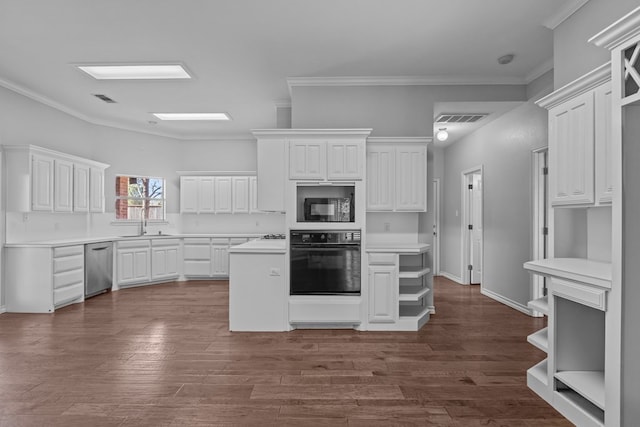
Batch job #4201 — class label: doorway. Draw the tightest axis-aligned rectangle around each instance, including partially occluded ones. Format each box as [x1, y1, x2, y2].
[531, 148, 548, 316]
[432, 179, 441, 275]
[462, 167, 483, 285]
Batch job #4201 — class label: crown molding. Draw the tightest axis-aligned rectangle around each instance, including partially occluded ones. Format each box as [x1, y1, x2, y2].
[525, 58, 554, 84]
[252, 128, 372, 138]
[542, 0, 591, 29]
[535, 62, 610, 109]
[273, 99, 292, 108]
[367, 136, 432, 144]
[287, 75, 527, 94]
[589, 5, 640, 50]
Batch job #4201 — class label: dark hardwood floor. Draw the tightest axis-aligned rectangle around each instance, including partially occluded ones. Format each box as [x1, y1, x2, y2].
[0, 276, 569, 426]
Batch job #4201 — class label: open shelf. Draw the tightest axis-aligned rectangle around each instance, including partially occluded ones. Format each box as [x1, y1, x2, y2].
[398, 266, 431, 279]
[399, 285, 430, 302]
[555, 371, 605, 410]
[554, 389, 604, 427]
[524, 258, 612, 289]
[527, 295, 549, 315]
[527, 327, 549, 353]
[527, 359, 550, 403]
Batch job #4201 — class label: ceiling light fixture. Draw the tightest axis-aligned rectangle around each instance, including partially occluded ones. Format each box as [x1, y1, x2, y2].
[497, 54, 515, 65]
[77, 64, 191, 80]
[436, 128, 449, 142]
[152, 113, 231, 121]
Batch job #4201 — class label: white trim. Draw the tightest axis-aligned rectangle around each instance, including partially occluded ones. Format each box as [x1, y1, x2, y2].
[432, 178, 441, 276]
[287, 75, 527, 94]
[273, 99, 292, 108]
[0, 306, 5, 314]
[525, 58, 554, 84]
[589, 5, 640, 50]
[367, 136, 433, 144]
[535, 62, 611, 109]
[481, 287, 533, 316]
[542, 0, 591, 30]
[461, 166, 484, 286]
[439, 271, 464, 284]
[252, 128, 372, 138]
[175, 170, 257, 176]
[2, 145, 110, 169]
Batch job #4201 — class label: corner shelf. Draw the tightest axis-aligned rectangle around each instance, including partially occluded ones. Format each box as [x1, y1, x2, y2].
[398, 266, 430, 279]
[527, 359, 550, 403]
[527, 295, 549, 315]
[399, 285, 430, 302]
[555, 371, 605, 410]
[527, 327, 549, 353]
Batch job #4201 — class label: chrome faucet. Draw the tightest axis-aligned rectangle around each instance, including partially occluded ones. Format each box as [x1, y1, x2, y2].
[140, 211, 147, 236]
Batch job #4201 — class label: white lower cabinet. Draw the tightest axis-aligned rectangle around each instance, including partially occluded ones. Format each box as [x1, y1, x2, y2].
[5, 245, 85, 313]
[183, 237, 251, 279]
[212, 239, 230, 276]
[116, 240, 151, 287]
[366, 245, 432, 331]
[151, 239, 180, 281]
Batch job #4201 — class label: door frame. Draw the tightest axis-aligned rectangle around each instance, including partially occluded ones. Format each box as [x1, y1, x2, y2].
[432, 178, 441, 275]
[531, 147, 548, 316]
[461, 165, 484, 286]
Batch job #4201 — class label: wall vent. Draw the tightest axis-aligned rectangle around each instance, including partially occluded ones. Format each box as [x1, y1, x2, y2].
[435, 113, 487, 123]
[93, 94, 117, 103]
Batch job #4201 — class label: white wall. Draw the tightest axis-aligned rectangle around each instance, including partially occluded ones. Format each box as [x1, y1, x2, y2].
[441, 92, 549, 309]
[554, 0, 639, 88]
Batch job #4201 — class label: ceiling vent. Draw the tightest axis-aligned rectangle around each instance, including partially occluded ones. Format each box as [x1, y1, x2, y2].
[93, 94, 116, 103]
[435, 113, 488, 124]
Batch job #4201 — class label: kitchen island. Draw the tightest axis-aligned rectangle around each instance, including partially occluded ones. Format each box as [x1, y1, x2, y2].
[228, 239, 288, 331]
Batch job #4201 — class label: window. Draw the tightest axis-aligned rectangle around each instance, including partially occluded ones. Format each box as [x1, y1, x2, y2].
[115, 176, 165, 221]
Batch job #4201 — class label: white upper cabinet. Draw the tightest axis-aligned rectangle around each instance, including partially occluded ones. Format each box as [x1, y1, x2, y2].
[366, 138, 429, 212]
[327, 140, 364, 180]
[366, 144, 395, 211]
[89, 167, 105, 213]
[289, 140, 326, 180]
[6, 146, 108, 213]
[537, 63, 611, 208]
[198, 177, 216, 213]
[249, 176, 259, 213]
[31, 154, 54, 211]
[73, 163, 90, 213]
[595, 82, 614, 204]
[214, 177, 233, 213]
[232, 176, 250, 213]
[180, 176, 199, 213]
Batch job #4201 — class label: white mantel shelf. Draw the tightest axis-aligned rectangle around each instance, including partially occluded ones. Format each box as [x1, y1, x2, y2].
[366, 243, 430, 254]
[524, 258, 612, 289]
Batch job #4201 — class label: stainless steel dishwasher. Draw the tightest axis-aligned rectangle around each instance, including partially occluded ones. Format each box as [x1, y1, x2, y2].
[85, 242, 113, 298]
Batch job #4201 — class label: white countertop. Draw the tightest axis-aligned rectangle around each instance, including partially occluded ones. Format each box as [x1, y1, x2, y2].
[366, 243, 431, 253]
[4, 233, 265, 248]
[524, 257, 612, 289]
[228, 239, 287, 254]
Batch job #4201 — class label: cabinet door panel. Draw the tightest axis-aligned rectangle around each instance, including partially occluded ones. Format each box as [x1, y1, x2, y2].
[180, 177, 199, 213]
[134, 249, 150, 280]
[117, 250, 135, 283]
[232, 177, 250, 213]
[289, 141, 325, 180]
[215, 177, 233, 213]
[396, 145, 427, 211]
[54, 159, 74, 212]
[595, 83, 613, 204]
[198, 177, 216, 213]
[31, 154, 54, 211]
[369, 265, 397, 323]
[327, 141, 363, 180]
[549, 91, 595, 206]
[212, 244, 230, 276]
[89, 168, 105, 213]
[73, 163, 90, 212]
[366, 146, 394, 210]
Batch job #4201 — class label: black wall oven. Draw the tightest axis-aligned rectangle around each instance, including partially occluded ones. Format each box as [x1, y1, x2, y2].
[290, 230, 361, 295]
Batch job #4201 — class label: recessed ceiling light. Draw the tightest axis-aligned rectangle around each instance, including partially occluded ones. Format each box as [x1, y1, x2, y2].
[77, 64, 191, 80]
[436, 128, 449, 142]
[152, 113, 231, 121]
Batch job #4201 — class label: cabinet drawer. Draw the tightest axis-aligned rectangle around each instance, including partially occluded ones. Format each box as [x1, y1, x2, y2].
[53, 254, 84, 273]
[183, 245, 210, 260]
[53, 245, 84, 258]
[551, 278, 607, 311]
[54, 269, 84, 289]
[117, 240, 150, 249]
[184, 260, 211, 276]
[368, 253, 397, 265]
[151, 238, 180, 248]
[53, 283, 84, 306]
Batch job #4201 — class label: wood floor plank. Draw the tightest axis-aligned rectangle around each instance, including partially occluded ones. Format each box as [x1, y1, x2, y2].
[0, 277, 570, 425]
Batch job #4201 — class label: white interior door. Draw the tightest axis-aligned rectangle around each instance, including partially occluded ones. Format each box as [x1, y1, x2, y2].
[470, 173, 483, 284]
[432, 179, 441, 275]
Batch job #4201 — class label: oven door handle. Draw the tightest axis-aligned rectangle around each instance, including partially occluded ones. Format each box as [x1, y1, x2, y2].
[290, 245, 360, 251]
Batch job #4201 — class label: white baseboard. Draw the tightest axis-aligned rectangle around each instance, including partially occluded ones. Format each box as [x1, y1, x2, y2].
[0, 305, 6, 314]
[481, 287, 533, 316]
[440, 271, 464, 284]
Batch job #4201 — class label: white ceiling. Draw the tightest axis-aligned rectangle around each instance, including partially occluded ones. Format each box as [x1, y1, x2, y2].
[0, 0, 586, 140]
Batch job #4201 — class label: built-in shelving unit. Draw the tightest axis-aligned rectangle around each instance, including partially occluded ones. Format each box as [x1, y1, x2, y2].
[524, 258, 612, 289]
[527, 327, 549, 352]
[527, 296, 549, 315]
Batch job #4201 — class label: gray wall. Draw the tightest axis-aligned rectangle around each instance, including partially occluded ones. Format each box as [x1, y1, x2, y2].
[554, 0, 639, 88]
[441, 96, 549, 307]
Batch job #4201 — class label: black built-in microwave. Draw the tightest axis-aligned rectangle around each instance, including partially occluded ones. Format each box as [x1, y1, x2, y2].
[303, 197, 354, 222]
